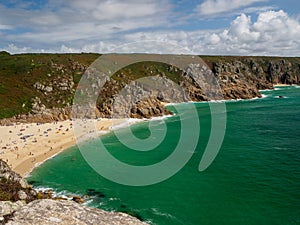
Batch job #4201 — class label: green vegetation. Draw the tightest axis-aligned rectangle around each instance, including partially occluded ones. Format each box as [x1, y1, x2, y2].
[0, 53, 187, 120]
[0, 177, 32, 202]
[0, 53, 299, 120]
[112, 61, 184, 83]
[0, 53, 100, 119]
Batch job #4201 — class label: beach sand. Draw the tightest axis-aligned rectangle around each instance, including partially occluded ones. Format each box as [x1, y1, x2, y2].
[0, 118, 129, 177]
[273, 84, 292, 87]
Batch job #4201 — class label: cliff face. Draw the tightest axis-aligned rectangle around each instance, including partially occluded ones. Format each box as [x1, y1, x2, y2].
[0, 53, 300, 123]
[81, 57, 300, 119]
[204, 57, 300, 99]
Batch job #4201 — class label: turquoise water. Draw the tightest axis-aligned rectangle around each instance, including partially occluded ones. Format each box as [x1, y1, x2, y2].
[28, 86, 300, 225]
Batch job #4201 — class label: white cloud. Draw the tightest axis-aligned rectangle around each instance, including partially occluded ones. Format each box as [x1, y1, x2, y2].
[227, 14, 261, 42]
[205, 10, 300, 55]
[197, 0, 267, 16]
[1, 9, 300, 56]
[46, 0, 171, 22]
[0, 24, 13, 30]
[0, 0, 172, 45]
[1, 44, 34, 54]
[82, 10, 300, 56]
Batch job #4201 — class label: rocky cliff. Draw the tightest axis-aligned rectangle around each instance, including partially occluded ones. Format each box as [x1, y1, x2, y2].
[82, 57, 300, 119]
[0, 53, 300, 123]
[204, 56, 300, 99]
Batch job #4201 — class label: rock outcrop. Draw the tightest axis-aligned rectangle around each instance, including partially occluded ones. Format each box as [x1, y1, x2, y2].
[6, 199, 147, 225]
[0, 160, 37, 203]
[205, 57, 300, 99]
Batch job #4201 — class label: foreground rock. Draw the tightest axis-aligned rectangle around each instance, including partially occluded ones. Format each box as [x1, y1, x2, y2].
[0, 160, 37, 203]
[6, 199, 148, 225]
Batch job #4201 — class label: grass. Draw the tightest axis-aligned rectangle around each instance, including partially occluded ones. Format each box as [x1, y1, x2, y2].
[0, 52, 100, 119]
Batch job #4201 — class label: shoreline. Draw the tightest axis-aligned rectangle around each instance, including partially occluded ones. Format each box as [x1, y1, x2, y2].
[0, 118, 129, 177]
[273, 84, 292, 87]
[0, 84, 293, 177]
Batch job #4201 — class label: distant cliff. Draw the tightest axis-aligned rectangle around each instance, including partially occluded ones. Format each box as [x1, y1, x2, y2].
[203, 56, 300, 99]
[0, 52, 299, 123]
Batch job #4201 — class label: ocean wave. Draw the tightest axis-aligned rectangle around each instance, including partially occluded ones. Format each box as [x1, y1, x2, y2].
[207, 96, 263, 103]
[109, 118, 145, 131]
[33, 186, 77, 200]
[150, 114, 173, 121]
[110, 115, 174, 131]
[166, 96, 268, 106]
[274, 96, 288, 99]
[151, 208, 177, 219]
[164, 101, 195, 106]
[82, 199, 94, 206]
[108, 197, 120, 201]
[260, 94, 268, 99]
[274, 85, 298, 90]
[150, 208, 185, 224]
[259, 89, 274, 92]
[33, 185, 109, 207]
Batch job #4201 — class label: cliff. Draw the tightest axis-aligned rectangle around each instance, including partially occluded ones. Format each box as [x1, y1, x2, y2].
[203, 56, 300, 99]
[0, 52, 299, 122]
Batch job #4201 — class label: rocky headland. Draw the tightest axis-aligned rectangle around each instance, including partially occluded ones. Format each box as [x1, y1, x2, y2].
[0, 52, 299, 124]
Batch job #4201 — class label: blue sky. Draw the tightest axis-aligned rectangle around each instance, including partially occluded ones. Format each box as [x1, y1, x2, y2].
[0, 0, 300, 55]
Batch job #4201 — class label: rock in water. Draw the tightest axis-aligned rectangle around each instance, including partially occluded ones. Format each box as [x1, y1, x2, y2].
[6, 199, 148, 225]
[72, 196, 84, 204]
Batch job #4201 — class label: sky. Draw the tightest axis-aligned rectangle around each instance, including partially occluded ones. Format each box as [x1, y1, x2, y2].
[0, 0, 300, 56]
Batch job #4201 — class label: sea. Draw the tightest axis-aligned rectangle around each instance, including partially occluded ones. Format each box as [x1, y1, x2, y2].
[27, 86, 300, 225]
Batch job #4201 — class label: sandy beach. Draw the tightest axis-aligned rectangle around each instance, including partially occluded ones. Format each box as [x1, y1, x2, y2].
[0, 84, 292, 177]
[273, 84, 292, 87]
[0, 118, 130, 177]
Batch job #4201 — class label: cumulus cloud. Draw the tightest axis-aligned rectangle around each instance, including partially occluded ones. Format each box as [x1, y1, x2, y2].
[90, 10, 300, 56]
[1, 9, 300, 56]
[197, 0, 267, 16]
[206, 10, 300, 55]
